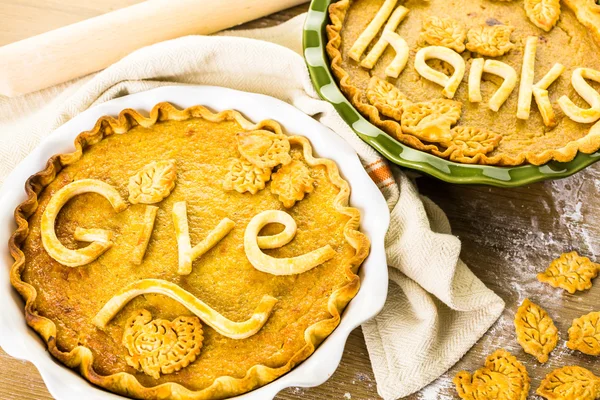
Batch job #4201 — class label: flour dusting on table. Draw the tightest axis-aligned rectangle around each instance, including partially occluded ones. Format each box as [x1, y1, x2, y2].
[417, 164, 600, 399]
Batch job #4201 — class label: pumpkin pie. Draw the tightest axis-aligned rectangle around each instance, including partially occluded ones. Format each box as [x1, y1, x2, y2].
[9, 103, 370, 399]
[326, 0, 600, 165]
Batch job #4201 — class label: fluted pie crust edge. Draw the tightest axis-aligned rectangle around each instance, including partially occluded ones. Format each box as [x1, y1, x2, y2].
[8, 102, 371, 400]
[325, 0, 600, 166]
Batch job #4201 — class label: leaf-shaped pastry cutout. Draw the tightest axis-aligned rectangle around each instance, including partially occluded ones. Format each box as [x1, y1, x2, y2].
[514, 298, 558, 363]
[420, 15, 467, 53]
[270, 160, 314, 208]
[366, 76, 410, 121]
[401, 99, 462, 143]
[237, 129, 292, 169]
[537, 366, 600, 400]
[123, 309, 203, 379]
[567, 311, 600, 356]
[223, 157, 271, 195]
[466, 24, 515, 57]
[128, 160, 177, 204]
[453, 349, 530, 400]
[448, 126, 502, 157]
[524, 0, 561, 32]
[537, 251, 600, 294]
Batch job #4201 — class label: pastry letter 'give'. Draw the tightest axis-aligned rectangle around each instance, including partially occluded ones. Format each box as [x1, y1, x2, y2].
[172, 201, 235, 275]
[41, 179, 127, 267]
[244, 210, 336, 275]
[131, 205, 158, 265]
[415, 46, 465, 99]
[93, 279, 277, 339]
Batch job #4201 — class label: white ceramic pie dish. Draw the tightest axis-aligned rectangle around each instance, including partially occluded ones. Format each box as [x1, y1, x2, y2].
[0, 85, 389, 400]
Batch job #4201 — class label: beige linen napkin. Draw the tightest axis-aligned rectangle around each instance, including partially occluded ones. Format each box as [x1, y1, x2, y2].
[0, 14, 504, 399]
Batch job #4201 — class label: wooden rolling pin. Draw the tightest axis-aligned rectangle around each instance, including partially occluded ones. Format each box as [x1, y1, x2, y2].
[0, 0, 307, 97]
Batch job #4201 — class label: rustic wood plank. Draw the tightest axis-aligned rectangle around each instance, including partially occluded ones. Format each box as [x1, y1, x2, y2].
[2, 2, 600, 400]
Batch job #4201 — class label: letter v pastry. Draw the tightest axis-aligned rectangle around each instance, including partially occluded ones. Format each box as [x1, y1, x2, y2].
[41, 179, 127, 267]
[172, 201, 235, 275]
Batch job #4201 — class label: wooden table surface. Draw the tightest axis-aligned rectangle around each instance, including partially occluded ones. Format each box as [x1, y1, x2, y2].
[1, 2, 599, 400]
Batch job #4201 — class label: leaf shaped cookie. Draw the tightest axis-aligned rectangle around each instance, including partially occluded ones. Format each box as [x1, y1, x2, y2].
[537, 366, 600, 400]
[514, 298, 558, 363]
[524, 0, 561, 32]
[537, 251, 600, 294]
[237, 129, 292, 169]
[466, 24, 515, 57]
[448, 126, 502, 157]
[453, 349, 530, 400]
[401, 99, 462, 143]
[123, 309, 203, 379]
[223, 157, 271, 195]
[270, 159, 314, 208]
[128, 160, 177, 204]
[366, 76, 410, 121]
[568, 311, 600, 356]
[420, 15, 467, 53]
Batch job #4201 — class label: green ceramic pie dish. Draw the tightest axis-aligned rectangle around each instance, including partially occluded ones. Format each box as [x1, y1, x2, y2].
[302, 0, 600, 187]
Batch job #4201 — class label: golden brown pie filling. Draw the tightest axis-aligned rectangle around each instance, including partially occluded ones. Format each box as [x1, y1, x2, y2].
[10, 103, 369, 399]
[327, 0, 600, 165]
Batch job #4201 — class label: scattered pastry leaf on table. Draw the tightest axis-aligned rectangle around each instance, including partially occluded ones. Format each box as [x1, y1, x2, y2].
[537, 251, 600, 294]
[568, 311, 600, 356]
[453, 348, 530, 400]
[514, 298, 558, 363]
[537, 366, 600, 400]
